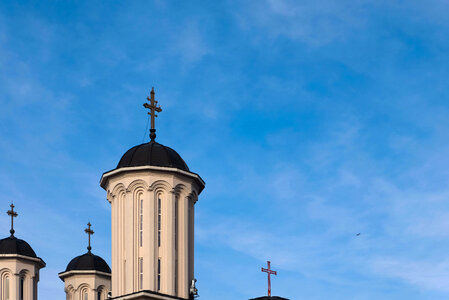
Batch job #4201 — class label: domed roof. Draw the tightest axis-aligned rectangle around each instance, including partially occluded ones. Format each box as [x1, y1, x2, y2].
[117, 140, 189, 171]
[65, 251, 111, 273]
[0, 236, 37, 257]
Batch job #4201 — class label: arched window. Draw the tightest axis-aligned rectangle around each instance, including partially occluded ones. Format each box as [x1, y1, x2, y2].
[19, 276, 24, 300]
[158, 194, 162, 247]
[175, 196, 178, 251]
[175, 257, 178, 295]
[139, 196, 144, 247]
[157, 258, 161, 291]
[139, 257, 143, 290]
[96, 287, 104, 300]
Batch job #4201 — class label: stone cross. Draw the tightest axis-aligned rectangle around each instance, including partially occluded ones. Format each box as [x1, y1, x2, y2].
[143, 87, 162, 141]
[261, 261, 277, 297]
[85, 222, 94, 252]
[7, 203, 18, 237]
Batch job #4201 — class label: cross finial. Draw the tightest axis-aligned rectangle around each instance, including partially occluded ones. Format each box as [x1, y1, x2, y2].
[6, 203, 18, 237]
[85, 222, 94, 252]
[143, 87, 162, 141]
[261, 260, 277, 297]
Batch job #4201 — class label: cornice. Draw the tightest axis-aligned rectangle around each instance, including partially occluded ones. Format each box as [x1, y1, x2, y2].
[58, 269, 112, 281]
[100, 165, 205, 194]
[0, 254, 46, 268]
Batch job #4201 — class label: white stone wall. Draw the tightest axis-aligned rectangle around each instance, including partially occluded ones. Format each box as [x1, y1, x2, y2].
[0, 255, 44, 300]
[60, 271, 111, 300]
[102, 167, 202, 299]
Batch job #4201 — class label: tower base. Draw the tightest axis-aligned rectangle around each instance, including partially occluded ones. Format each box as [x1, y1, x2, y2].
[111, 291, 190, 300]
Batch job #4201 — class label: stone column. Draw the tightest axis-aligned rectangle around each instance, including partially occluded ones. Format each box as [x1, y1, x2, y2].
[13, 273, 19, 300]
[144, 189, 155, 290]
[166, 190, 176, 295]
[189, 197, 195, 285]
[29, 276, 34, 300]
[111, 194, 118, 297]
[160, 191, 168, 294]
[179, 194, 190, 299]
[124, 190, 134, 294]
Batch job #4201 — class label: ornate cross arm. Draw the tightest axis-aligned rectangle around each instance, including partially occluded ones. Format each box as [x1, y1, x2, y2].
[261, 261, 277, 297]
[7, 203, 18, 237]
[143, 87, 163, 141]
[85, 222, 94, 252]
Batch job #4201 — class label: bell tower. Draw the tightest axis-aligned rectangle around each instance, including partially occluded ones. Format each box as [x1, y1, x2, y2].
[100, 88, 205, 300]
[0, 204, 46, 300]
[59, 222, 111, 300]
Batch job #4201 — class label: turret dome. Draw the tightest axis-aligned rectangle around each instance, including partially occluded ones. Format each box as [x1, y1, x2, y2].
[65, 251, 111, 273]
[117, 140, 189, 171]
[0, 236, 37, 258]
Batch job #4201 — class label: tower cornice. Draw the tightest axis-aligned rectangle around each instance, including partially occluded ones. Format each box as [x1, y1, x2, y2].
[58, 269, 112, 281]
[100, 165, 205, 194]
[0, 253, 46, 269]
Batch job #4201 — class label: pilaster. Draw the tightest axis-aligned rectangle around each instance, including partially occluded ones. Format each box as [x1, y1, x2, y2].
[144, 188, 155, 291]
[125, 189, 134, 294]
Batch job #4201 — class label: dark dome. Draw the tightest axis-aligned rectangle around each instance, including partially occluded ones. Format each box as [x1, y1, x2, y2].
[117, 141, 189, 171]
[65, 252, 111, 273]
[0, 236, 37, 258]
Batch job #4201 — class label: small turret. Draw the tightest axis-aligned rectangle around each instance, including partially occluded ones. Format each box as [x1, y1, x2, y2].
[59, 222, 111, 300]
[0, 203, 46, 300]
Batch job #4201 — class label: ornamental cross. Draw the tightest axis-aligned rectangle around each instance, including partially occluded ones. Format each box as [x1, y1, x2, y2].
[85, 222, 94, 252]
[261, 261, 277, 297]
[143, 87, 162, 141]
[7, 203, 18, 237]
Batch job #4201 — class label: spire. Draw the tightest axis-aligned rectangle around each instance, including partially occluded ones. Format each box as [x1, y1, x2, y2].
[143, 87, 162, 141]
[7, 203, 18, 237]
[85, 222, 94, 253]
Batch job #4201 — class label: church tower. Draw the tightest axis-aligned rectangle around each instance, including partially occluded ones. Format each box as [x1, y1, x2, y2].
[0, 204, 46, 300]
[100, 88, 205, 300]
[59, 222, 111, 300]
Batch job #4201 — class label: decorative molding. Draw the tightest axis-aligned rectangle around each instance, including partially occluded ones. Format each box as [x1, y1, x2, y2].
[111, 183, 126, 196]
[0, 254, 46, 268]
[127, 179, 149, 193]
[150, 179, 173, 193]
[100, 165, 205, 194]
[188, 189, 199, 204]
[173, 183, 188, 196]
[77, 283, 92, 293]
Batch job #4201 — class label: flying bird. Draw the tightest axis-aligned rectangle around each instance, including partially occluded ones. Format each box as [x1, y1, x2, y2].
[356, 233, 361, 236]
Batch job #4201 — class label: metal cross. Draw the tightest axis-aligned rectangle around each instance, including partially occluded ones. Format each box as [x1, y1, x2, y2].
[85, 222, 94, 252]
[7, 203, 18, 237]
[261, 261, 277, 297]
[143, 87, 162, 141]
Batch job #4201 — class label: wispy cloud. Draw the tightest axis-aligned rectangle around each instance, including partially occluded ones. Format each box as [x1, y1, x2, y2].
[232, 0, 370, 46]
[372, 258, 449, 292]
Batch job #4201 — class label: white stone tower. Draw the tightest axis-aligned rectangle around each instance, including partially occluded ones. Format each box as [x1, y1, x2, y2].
[59, 222, 111, 300]
[0, 204, 45, 300]
[100, 88, 205, 300]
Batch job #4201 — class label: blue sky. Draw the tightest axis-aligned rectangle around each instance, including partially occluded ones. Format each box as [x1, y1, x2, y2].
[1, 0, 449, 299]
